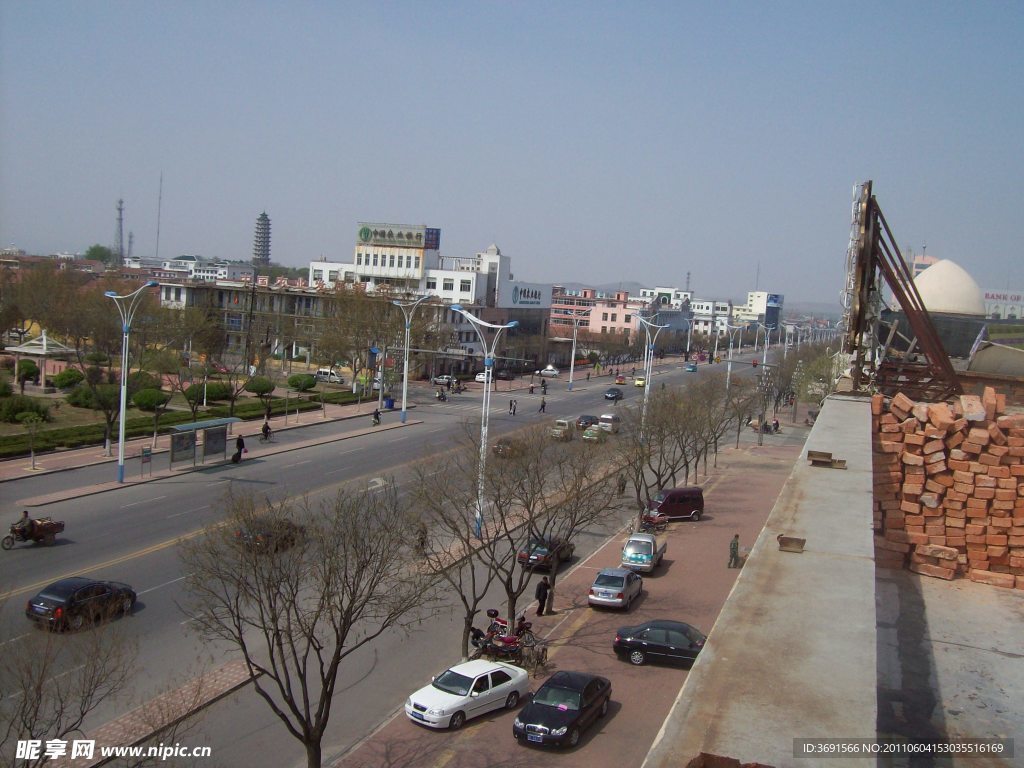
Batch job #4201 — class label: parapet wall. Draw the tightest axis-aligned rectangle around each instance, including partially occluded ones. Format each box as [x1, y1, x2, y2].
[872, 386, 1024, 589]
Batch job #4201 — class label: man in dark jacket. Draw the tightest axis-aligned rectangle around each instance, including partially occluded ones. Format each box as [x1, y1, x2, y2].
[535, 576, 551, 616]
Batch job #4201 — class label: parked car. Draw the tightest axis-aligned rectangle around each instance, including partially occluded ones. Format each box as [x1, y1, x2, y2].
[576, 414, 599, 430]
[25, 576, 136, 632]
[512, 671, 612, 748]
[603, 387, 623, 401]
[613, 620, 706, 666]
[598, 413, 621, 433]
[315, 367, 343, 383]
[405, 659, 530, 730]
[537, 366, 560, 378]
[493, 437, 526, 458]
[581, 426, 607, 444]
[235, 516, 305, 552]
[494, 369, 516, 381]
[685, 362, 698, 372]
[588, 568, 642, 610]
[633, 376, 646, 387]
[614, 374, 627, 385]
[621, 532, 666, 573]
[550, 419, 574, 441]
[431, 374, 456, 386]
[645, 486, 704, 521]
[475, 371, 492, 383]
[517, 536, 575, 570]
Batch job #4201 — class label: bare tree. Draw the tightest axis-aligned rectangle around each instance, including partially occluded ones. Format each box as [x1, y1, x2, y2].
[0, 613, 136, 768]
[180, 488, 438, 768]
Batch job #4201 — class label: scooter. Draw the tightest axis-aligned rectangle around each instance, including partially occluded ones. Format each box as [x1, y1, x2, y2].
[435, 390, 448, 402]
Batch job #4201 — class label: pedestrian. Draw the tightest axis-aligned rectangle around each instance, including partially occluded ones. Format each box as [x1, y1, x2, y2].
[509, 399, 514, 414]
[538, 397, 546, 413]
[233, 434, 246, 463]
[535, 576, 551, 616]
[541, 381, 547, 395]
[512, 399, 517, 415]
[447, 378, 452, 392]
[586, 371, 591, 381]
[728, 534, 740, 568]
[616, 473, 627, 496]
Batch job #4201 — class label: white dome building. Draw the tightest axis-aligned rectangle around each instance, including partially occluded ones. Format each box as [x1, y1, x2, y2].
[913, 259, 985, 317]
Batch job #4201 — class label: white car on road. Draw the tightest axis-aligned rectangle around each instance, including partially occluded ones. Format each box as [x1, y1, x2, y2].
[537, 366, 560, 378]
[405, 659, 529, 730]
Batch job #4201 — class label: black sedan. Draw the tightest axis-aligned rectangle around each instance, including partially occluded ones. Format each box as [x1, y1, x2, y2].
[613, 620, 706, 666]
[513, 671, 611, 748]
[235, 516, 304, 552]
[576, 414, 599, 430]
[603, 387, 623, 401]
[25, 576, 136, 632]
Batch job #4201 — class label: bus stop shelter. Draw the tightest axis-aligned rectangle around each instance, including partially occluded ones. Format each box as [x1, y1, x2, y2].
[168, 417, 242, 470]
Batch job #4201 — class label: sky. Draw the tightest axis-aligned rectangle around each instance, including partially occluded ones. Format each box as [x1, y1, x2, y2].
[1, 1, 1022, 305]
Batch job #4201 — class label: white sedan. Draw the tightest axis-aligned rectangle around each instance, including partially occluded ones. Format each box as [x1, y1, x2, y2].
[405, 659, 530, 730]
[537, 366, 560, 378]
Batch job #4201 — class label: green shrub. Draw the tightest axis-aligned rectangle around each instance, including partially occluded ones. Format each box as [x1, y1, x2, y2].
[0, 376, 11, 397]
[17, 359, 39, 383]
[67, 384, 96, 408]
[244, 376, 275, 398]
[133, 387, 171, 411]
[205, 382, 231, 401]
[288, 374, 317, 392]
[52, 368, 85, 389]
[0, 395, 49, 423]
[85, 353, 110, 366]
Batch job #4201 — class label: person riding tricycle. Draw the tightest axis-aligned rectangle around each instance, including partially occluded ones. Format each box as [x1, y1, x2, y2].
[3, 510, 66, 549]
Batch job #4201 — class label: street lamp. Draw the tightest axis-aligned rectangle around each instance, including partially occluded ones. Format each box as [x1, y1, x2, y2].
[636, 315, 668, 441]
[450, 305, 518, 538]
[566, 312, 591, 391]
[105, 280, 159, 483]
[724, 323, 746, 396]
[392, 295, 430, 423]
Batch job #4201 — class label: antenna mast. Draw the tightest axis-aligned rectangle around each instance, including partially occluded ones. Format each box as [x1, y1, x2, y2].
[155, 172, 163, 261]
[115, 199, 125, 266]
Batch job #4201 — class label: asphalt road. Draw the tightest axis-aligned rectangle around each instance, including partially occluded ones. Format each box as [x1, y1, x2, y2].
[0, 354, 769, 767]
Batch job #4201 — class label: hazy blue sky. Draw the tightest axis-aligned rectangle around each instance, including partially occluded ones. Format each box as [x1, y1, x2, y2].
[2, 1, 1021, 303]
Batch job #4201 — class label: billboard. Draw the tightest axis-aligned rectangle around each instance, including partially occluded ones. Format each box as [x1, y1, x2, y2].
[499, 281, 552, 309]
[356, 223, 441, 250]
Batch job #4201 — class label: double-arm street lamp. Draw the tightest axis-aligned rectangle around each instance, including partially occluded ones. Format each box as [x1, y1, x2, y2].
[392, 295, 431, 423]
[566, 312, 591, 391]
[450, 305, 518, 538]
[105, 281, 159, 483]
[724, 323, 746, 396]
[636, 315, 668, 441]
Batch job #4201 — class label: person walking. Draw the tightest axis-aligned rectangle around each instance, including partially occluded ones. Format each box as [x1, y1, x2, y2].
[509, 399, 514, 414]
[728, 534, 741, 568]
[535, 576, 551, 616]
[512, 399, 517, 415]
[538, 397, 546, 413]
[233, 434, 246, 463]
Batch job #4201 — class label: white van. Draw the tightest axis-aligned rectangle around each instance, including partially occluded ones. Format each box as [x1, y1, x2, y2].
[599, 413, 621, 433]
[315, 368, 343, 384]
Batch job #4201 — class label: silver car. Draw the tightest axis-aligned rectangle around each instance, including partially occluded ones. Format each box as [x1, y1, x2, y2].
[588, 567, 642, 610]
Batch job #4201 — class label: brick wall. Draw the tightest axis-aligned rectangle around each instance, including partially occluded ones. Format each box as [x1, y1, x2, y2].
[872, 387, 1024, 590]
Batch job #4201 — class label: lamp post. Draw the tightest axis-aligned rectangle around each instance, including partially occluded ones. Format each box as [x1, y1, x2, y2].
[636, 315, 668, 441]
[105, 281, 158, 483]
[450, 305, 518, 537]
[724, 323, 745, 396]
[567, 312, 591, 391]
[392, 295, 430, 423]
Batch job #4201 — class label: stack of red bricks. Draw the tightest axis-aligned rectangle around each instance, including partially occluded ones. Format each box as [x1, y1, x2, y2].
[872, 386, 1024, 589]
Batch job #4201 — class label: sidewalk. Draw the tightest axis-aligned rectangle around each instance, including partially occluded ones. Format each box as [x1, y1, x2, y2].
[5, 397, 419, 507]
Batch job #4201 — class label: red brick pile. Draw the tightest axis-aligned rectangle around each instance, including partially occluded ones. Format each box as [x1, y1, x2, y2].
[872, 386, 1024, 589]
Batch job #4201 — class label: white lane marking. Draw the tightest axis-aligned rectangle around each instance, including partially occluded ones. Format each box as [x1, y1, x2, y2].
[122, 495, 167, 509]
[167, 504, 209, 519]
[137, 575, 188, 596]
[283, 460, 312, 468]
[0, 633, 30, 647]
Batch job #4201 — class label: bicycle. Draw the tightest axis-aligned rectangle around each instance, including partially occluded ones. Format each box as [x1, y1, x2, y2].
[258, 429, 274, 443]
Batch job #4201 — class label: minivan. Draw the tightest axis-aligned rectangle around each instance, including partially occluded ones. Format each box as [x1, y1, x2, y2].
[645, 487, 704, 521]
[599, 413, 621, 433]
[315, 368, 343, 384]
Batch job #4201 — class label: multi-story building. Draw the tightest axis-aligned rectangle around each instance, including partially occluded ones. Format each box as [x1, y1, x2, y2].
[637, 286, 693, 309]
[252, 212, 271, 267]
[690, 299, 733, 337]
[731, 291, 784, 329]
[124, 255, 255, 283]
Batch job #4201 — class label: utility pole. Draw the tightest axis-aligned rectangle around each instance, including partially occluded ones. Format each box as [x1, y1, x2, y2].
[115, 199, 125, 266]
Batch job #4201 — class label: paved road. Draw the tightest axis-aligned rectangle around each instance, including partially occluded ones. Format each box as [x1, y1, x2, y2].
[0, 354, 779, 767]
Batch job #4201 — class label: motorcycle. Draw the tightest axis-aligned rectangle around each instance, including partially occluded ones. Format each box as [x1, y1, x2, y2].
[453, 383, 465, 394]
[3, 517, 65, 550]
[435, 390, 448, 402]
[469, 609, 537, 662]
